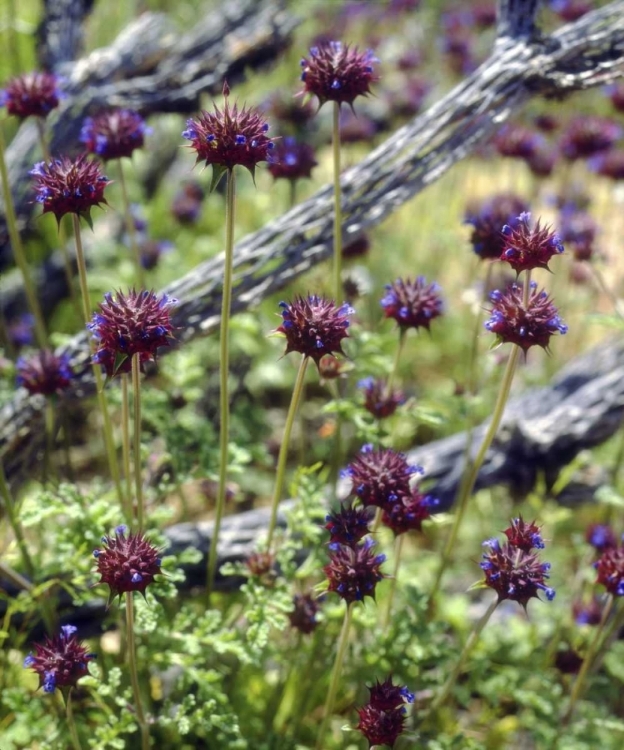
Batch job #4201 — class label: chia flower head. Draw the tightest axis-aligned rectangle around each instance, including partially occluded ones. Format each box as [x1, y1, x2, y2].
[93, 525, 162, 603]
[358, 377, 405, 419]
[274, 295, 354, 366]
[557, 209, 597, 262]
[23, 625, 96, 694]
[16, 349, 74, 397]
[263, 91, 315, 130]
[267, 137, 317, 182]
[182, 82, 275, 188]
[609, 83, 624, 114]
[485, 282, 568, 352]
[0, 71, 63, 119]
[300, 41, 379, 109]
[80, 109, 150, 161]
[594, 540, 624, 596]
[592, 149, 624, 181]
[325, 502, 373, 547]
[500, 212, 564, 273]
[527, 148, 557, 178]
[289, 592, 321, 634]
[534, 114, 560, 133]
[586, 524, 618, 555]
[388, 77, 431, 119]
[343, 445, 422, 508]
[324, 537, 386, 603]
[494, 123, 542, 160]
[88, 289, 177, 378]
[171, 180, 205, 224]
[30, 155, 111, 227]
[245, 550, 275, 579]
[503, 516, 545, 551]
[381, 277, 443, 332]
[559, 116, 621, 161]
[381, 489, 438, 536]
[356, 677, 414, 748]
[572, 596, 604, 626]
[318, 354, 349, 382]
[465, 194, 530, 261]
[480, 537, 556, 606]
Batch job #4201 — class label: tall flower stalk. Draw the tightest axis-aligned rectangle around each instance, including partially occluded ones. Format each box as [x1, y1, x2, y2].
[182, 82, 275, 594]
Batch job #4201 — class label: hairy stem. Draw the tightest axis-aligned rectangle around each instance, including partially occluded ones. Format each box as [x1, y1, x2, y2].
[332, 101, 343, 302]
[125, 593, 150, 750]
[118, 158, 145, 288]
[132, 353, 144, 529]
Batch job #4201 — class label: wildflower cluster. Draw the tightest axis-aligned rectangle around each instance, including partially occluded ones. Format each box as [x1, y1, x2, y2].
[356, 677, 415, 748]
[594, 535, 624, 597]
[0, 71, 63, 119]
[23, 625, 95, 694]
[381, 277, 444, 331]
[465, 193, 529, 260]
[16, 349, 74, 396]
[500, 212, 564, 273]
[80, 109, 150, 161]
[358, 377, 405, 419]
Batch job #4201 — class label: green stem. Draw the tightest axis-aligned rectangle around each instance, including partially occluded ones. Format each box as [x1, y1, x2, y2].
[72, 214, 125, 509]
[387, 328, 407, 395]
[44, 398, 55, 484]
[131, 353, 144, 529]
[125, 593, 150, 750]
[118, 159, 145, 288]
[315, 603, 353, 749]
[428, 344, 521, 607]
[266, 354, 310, 550]
[332, 101, 343, 302]
[289, 179, 297, 210]
[121, 374, 133, 524]
[0, 121, 47, 348]
[65, 690, 83, 750]
[6, 0, 20, 73]
[0, 560, 32, 591]
[207, 168, 236, 596]
[562, 595, 615, 726]
[0, 461, 35, 579]
[429, 596, 498, 713]
[382, 534, 405, 630]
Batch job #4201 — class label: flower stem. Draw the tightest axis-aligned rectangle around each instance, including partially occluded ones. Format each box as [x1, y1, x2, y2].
[382, 533, 405, 630]
[332, 101, 343, 302]
[266, 354, 310, 550]
[0, 120, 47, 348]
[117, 158, 145, 288]
[562, 594, 615, 725]
[132, 353, 144, 530]
[429, 596, 498, 713]
[121, 374, 133, 523]
[125, 592, 150, 750]
[0, 460, 35, 579]
[428, 344, 521, 608]
[72, 214, 124, 509]
[207, 168, 236, 596]
[65, 690, 83, 750]
[387, 328, 407, 394]
[43, 398, 56, 484]
[315, 602, 353, 749]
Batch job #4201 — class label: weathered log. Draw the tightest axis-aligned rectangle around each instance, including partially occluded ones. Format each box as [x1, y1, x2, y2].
[36, 0, 95, 69]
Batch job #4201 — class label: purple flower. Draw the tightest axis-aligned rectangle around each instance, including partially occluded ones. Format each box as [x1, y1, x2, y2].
[609, 82, 624, 114]
[274, 295, 354, 367]
[559, 116, 621, 161]
[343, 446, 422, 509]
[16, 349, 74, 396]
[586, 524, 618, 555]
[88, 289, 177, 378]
[1, 71, 63, 119]
[592, 149, 624, 181]
[480, 536, 556, 606]
[381, 277, 443, 331]
[94, 525, 162, 603]
[267, 137, 317, 181]
[595, 541, 624, 597]
[30, 155, 111, 226]
[381, 490, 438, 536]
[289, 593, 321, 634]
[503, 516, 545, 551]
[500, 212, 564, 273]
[358, 377, 405, 419]
[171, 180, 205, 225]
[557, 209, 597, 262]
[465, 194, 530, 260]
[324, 538, 386, 603]
[23, 625, 96, 694]
[325, 502, 373, 547]
[183, 82, 275, 187]
[245, 551, 275, 579]
[356, 677, 414, 748]
[300, 41, 379, 108]
[494, 124, 543, 160]
[485, 282, 568, 352]
[80, 109, 150, 161]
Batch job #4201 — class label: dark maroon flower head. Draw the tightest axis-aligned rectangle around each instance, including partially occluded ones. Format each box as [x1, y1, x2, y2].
[586, 524, 618, 554]
[368, 677, 415, 711]
[245, 550, 275, 578]
[342, 445, 422, 509]
[358, 377, 405, 419]
[182, 83, 276, 188]
[324, 537, 386, 603]
[557, 209, 597, 262]
[80, 109, 150, 161]
[572, 596, 604, 626]
[275, 295, 354, 366]
[381, 276, 443, 331]
[471, 2, 497, 28]
[339, 108, 378, 144]
[560, 116, 621, 161]
[267, 137, 317, 181]
[533, 114, 560, 133]
[138, 239, 173, 271]
[263, 91, 315, 130]
[480, 537, 556, 606]
[343, 234, 371, 259]
[503, 516, 545, 551]
[23, 625, 96, 694]
[318, 354, 349, 381]
[595, 541, 624, 596]
[387, 77, 431, 119]
[289, 593, 321, 634]
[30, 155, 111, 226]
[527, 147, 557, 177]
[440, 32, 476, 76]
[494, 123, 543, 160]
[300, 41, 379, 109]
[396, 49, 423, 72]
[485, 282, 567, 352]
[88, 289, 177, 378]
[171, 180, 205, 224]
[465, 194, 530, 260]
[609, 83, 624, 114]
[16, 349, 74, 397]
[93, 525, 162, 603]
[549, 0, 592, 22]
[500, 212, 564, 273]
[1, 71, 63, 119]
[8, 314, 35, 348]
[381, 489, 438, 536]
[592, 149, 624, 181]
[325, 502, 373, 547]
[356, 677, 414, 748]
